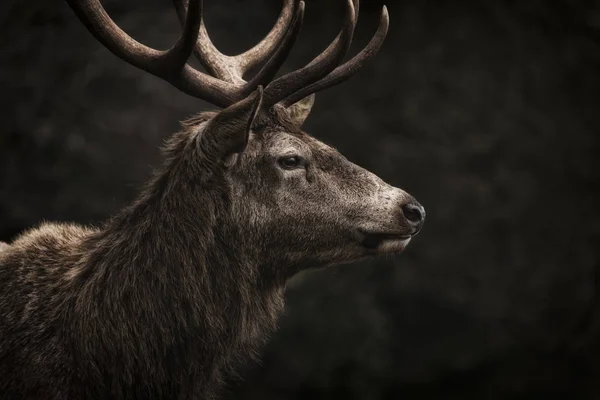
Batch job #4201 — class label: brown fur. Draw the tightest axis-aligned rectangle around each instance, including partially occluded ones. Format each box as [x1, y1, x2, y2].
[0, 100, 423, 399]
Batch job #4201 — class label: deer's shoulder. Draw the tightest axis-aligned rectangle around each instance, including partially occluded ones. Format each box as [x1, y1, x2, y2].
[0, 223, 98, 315]
[2, 222, 97, 264]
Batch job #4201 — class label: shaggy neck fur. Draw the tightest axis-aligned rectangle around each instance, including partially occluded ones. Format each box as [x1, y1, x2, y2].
[68, 130, 285, 399]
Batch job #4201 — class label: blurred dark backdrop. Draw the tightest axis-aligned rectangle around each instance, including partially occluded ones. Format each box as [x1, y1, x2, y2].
[1, 0, 600, 398]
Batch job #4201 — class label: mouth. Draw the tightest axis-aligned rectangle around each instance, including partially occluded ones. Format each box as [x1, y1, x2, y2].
[356, 229, 412, 251]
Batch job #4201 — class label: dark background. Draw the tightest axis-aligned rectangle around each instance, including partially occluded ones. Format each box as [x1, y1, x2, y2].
[1, 0, 600, 398]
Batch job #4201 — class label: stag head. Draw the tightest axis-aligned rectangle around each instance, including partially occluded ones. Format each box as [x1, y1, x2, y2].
[67, 0, 425, 275]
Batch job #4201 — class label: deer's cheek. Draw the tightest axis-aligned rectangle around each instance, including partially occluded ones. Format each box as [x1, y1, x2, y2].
[305, 166, 316, 183]
[280, 170, 308, 189]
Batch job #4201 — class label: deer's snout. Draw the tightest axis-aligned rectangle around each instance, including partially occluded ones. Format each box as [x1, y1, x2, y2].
[401, 199, 426, 236]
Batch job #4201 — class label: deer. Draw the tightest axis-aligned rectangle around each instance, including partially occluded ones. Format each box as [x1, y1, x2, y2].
[0, 0, 425, 399]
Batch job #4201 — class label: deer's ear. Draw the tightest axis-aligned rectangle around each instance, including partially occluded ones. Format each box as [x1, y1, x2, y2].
[197, 87, 263, 165]
[286, 94, 315, 127]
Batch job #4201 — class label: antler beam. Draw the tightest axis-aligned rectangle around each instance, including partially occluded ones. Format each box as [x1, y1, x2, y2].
[66, 0, 303, 107]
[66, 0, 388, 109]
[66, 0, 233, 105]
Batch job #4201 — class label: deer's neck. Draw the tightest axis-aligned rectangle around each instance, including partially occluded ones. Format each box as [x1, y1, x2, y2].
[86, 167, 283, 319]
[72, 162, 284, 390]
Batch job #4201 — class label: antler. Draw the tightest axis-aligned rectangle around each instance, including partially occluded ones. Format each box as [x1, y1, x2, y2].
[173, 0, 297, 84]
[66, 0, 304, 107]
[264, 1, 389, 107]
[280, 6, 389, 108]
[66, 0, 388, 109]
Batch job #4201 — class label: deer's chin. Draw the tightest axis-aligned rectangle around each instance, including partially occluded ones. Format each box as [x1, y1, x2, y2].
[371, 237, 411, 254]
[355, 229, 412, 254]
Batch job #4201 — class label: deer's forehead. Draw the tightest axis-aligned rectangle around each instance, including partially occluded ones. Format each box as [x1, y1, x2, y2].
[262, 131, 311, 154]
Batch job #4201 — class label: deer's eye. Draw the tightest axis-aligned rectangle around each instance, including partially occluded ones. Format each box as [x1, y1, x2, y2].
[278, 156, 305, 170]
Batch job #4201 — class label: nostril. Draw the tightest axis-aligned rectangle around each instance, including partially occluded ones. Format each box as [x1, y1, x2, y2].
[402, 204, 424, 225]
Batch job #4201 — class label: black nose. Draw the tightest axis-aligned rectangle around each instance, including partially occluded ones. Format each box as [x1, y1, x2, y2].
[401, 202, 426, 234]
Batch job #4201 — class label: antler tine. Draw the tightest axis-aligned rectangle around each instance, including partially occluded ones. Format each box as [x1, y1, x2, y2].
[66, 0, 237, 106]
[263, 0, 357, 107]
[303, 0, 359, 70]
[169, 0, 203, 67]
[237, 0, 298, 73]
[173, 0, 238, 82]
[240, 2, 305, 98]
[185, 0, 304, 103]
[281, 6, 389, 107]
[174, 0, 299, 84]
